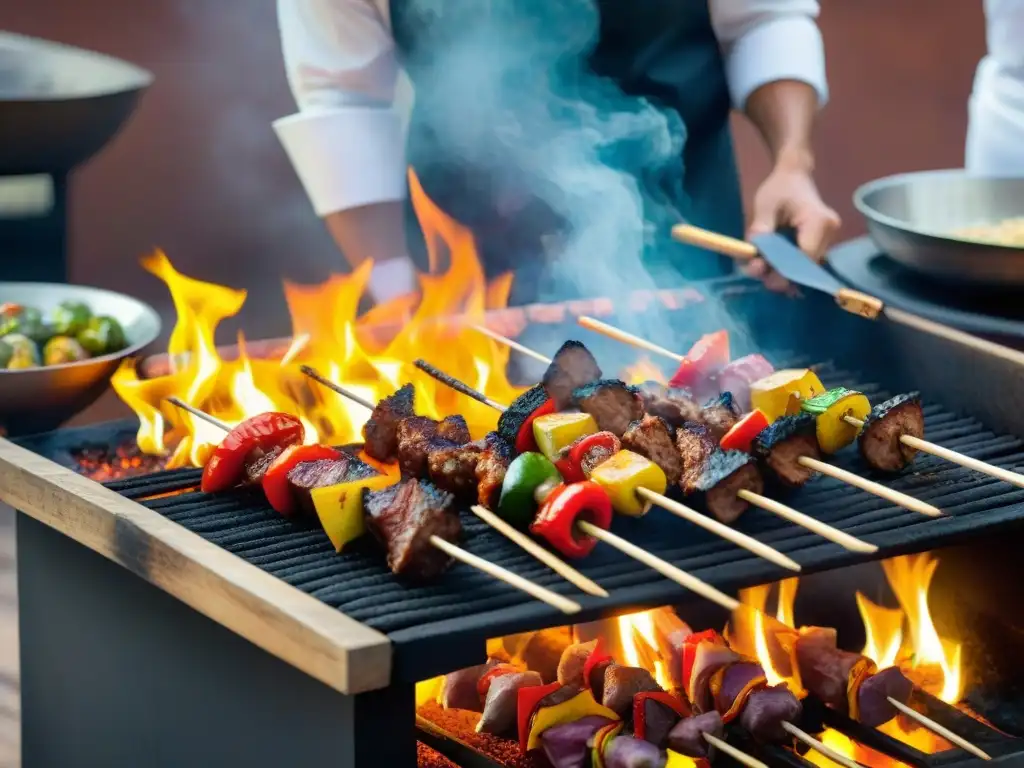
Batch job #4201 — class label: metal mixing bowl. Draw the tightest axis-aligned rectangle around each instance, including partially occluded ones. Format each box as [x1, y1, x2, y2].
[0, 283, 161, 436]
[853, 170, 1024, 288]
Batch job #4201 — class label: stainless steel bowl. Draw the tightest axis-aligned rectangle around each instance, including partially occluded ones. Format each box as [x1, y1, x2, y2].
[853, 170, 1024, 288]
[0, 283, 161, 435]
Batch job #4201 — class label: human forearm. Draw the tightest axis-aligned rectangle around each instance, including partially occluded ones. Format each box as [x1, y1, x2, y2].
[743, 79, 819, 172]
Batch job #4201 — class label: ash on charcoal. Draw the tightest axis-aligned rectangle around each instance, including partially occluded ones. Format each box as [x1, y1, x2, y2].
[73, 442, 168, 482]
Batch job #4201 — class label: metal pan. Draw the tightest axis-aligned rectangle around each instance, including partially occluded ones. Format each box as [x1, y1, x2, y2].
[0, 283, 161, 436]
[853, 169, 1024, 288]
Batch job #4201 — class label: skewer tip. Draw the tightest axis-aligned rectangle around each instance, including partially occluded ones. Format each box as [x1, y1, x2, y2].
[886, 697, 992, 761]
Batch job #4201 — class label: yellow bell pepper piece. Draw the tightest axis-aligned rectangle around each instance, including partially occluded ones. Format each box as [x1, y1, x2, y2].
[310, 473, 396, 551]
[666, 750, 700, 768]
[589, 450, 667, 517]
[800, 386, 872, 454]
[416, 676, 444, 708]
[527, 688, 619, 751]
[533, 412, 598, 462]
[750, 368, 826, 422]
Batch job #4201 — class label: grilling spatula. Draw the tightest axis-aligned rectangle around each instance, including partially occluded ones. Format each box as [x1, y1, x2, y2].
[671, 223, 1024, 361]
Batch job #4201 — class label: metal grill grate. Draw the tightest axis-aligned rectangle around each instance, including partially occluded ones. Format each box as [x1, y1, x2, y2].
[80, 357, 1024, 681]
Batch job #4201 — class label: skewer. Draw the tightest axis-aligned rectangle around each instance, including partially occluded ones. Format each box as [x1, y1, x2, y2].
[844, 413, 1024, 491]
[470, 505, 609, 598]
[299, 366, 607, 597]
[414, 359, 507, 412]
[165, 397, 582, 615]
[577, 316, 685, 362]
[780, 722, 865, 768]
[704, 733, 770, 768]
[736, 490, 877, 553]
[470, 324, 551, 365]
[886, 696, 992, 761]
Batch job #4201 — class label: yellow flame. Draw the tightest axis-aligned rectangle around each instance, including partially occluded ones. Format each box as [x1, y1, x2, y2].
[776, 577, 798, 627]
[754, 610, 786, 687]
[856, 592, 904, 670]
[621, 356, 666, 386]
[617, 610, 672, 690]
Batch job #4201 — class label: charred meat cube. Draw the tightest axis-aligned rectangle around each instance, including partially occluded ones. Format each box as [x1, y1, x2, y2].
[667, 711, 723, 758]
[573, 379, 644, 437]
[637, 381, 702, 429]
[600, 664, 661, 717]
[476, 670, 543, 736]
[739, 685, 802, 743]
[436, 414, 471, 444]
[362, 383, 415, 462]
[794, 626, 864, 713]
[677, 422, 718, 494]
[693, 451, 764, 524]
[857, 666, 913, 728]
[396, 416, 439, 477]
[557, 640, 598, 689]
[244, 444, 284, 485]
[622, 414, 683, 485]
[475, 432, 513, 509]
[427, 438, 484, 498]
[859, 392, 924, 473]
[542, 340, 603, 409]
[752, 412, 821, 488]
[287, 454, 380, 517]
[440, 659, 498, 712]
[496, 383, 549, 448]
[701, 392, 741, 442]
[363, 479, 460, 581]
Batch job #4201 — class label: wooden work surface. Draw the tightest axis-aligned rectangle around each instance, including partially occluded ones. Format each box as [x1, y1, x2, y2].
[0, 437, 394, 697]
[0, 505, 20, 767]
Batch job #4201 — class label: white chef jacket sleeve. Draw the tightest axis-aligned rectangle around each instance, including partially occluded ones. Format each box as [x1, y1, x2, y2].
[274, 0, 407, 216]
[709, 0, 829, 111]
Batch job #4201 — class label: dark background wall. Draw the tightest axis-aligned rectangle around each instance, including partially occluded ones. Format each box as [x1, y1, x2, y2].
[1, 0, 987, 345]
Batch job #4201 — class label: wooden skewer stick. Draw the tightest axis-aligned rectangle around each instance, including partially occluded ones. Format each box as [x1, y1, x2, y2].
[738, 490, 878, 553]
[844, 414, 1024, 491]
[703, 733, 769, 768]
[470, 324, 552, 365]
[577, 316, 684, 362]
[798, 455, 942, 517]
[299, 365, 375, 411]
[470, 505, 609, 598]
[780, 722, 865, 768]
[635, 488, 801, 572]
[165, 398, 581, 615]
[414, 359, 507, 412]
[576, 521, 740, 610]
[886, 697, 992, 761]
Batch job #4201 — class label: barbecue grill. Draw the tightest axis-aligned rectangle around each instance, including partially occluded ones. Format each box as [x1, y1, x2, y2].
[2, 276, 1024, 767]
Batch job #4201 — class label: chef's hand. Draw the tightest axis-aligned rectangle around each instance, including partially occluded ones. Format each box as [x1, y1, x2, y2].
[744, 165, 841, 292]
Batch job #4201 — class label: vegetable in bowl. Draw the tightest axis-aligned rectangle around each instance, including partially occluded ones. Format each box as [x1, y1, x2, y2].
[0, 300, 127, 370]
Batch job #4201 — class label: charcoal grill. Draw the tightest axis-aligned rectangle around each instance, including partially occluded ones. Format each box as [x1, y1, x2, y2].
[2, 276, 1024, 767]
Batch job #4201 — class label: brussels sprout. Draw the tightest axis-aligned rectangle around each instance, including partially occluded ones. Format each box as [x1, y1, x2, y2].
[78, 315, 127, 355]
[0, 339, 11, 369]
[42, 336, 88, 366]
[0, 305, 49, 343]
[50, 300, 93, 336]
[1, 333, 40, 369]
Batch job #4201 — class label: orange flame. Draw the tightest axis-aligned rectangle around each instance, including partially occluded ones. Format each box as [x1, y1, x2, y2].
[621, 356, 666, 386]
[112, 170, 526, 466]
[617, 610, 673, 690]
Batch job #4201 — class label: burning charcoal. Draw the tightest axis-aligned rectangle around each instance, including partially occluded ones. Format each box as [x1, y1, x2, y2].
[396, 416, 440, 477]
[693, 451, 764, 524]
[474, 432, 512, 509]
[604, 735, 667, 768]
[542, 340, 603, 410]
[751, 412, 820, 488]
[440, 659, 498, 712]
[701, 392, 741, 442]
[857, 666, 913, 727]
[541, 716, 615, 768]
[859, 392, 924, 473]
[476, 670, 542, 736]
[496, 383, 549, 447]
[794, 626, 864, 713]
[427, 439, 484, 498]
[739, 685, 802, 743]
[666, 711, 723, 758]
[601, 664, 661, 717]
[437, 414, 471, 445]
[622, 414, 683, 485]
[637, 382, 702, 429]
[363, 383, 415, 462]
[363, 479, 460, 581]
[557, 640, 598, 689]
[573, 379, 644, 437]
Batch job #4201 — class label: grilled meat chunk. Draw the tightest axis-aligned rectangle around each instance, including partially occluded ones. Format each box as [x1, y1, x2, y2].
[496, 383, 548, 447]
[396, 416, 439, 477]
[857, 666, 913, 728]
[362, 383, 415, 462]
[637, 382, 702, 430]
[739, 685, 802, 743]
[752, 413, 821, 488]
[477, 670, 543, 736]
[859, 392, 924, 473]
[363, 479, 460, 581]
[427, 439, 484, 498]
[244, 444, 284, 485]
[794, 627, 864, 713]
[556, 640, 598, 689]
[693, 451, 764, 523]
[542, 340, 603, 409]
[441, 659, 498, 712]
[676, 422, 718, 494]
[437, 414, 471, 444]
[622, 414, 683, 485]
[475, 432, 513, 508]
[600, 664, 661, 717]
[701, 392, 740, 442]
[287, 454, 379, 516]
[573, 379, 644, 437]
[667, 711, 723, 758]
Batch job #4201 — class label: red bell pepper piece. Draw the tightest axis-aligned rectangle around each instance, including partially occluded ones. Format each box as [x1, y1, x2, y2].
[529, 481, 613, 559]
[681, 629, 723, 693]
[583, 637, 612, 692]
[201, 412, 304, 494]
[668, 330, 730, 389]
[556, 431, 621, 483]
[632, 691, 691, 742]
[719, 409, 769, 452]
[516, 398, 557, 454]
[517, 681, 562, 752]
[262, 443, 342, 516]
[477, 663, 521, 699]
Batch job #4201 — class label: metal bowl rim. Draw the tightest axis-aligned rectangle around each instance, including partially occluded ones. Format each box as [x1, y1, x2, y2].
[852, 168, 1024, 252]
[0, 282, 161, 376]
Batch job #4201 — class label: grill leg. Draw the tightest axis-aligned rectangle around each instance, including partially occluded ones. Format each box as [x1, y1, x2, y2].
[16, 514, 415, 767]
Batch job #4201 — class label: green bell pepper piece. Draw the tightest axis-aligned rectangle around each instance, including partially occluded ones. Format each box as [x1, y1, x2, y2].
[497, 452, 562, 529]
